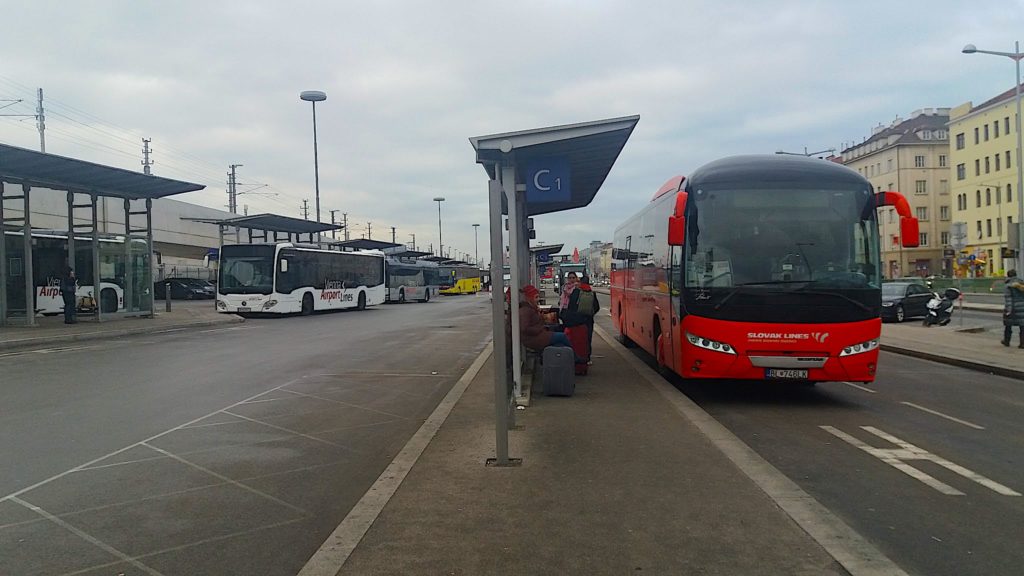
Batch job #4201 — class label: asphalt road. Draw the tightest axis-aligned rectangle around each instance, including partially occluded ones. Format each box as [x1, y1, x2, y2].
[595, 292, 1024, 576]
[0, 294, 492, 576]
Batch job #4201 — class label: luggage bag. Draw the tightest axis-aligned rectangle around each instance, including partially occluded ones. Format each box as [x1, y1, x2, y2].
[542, 346, 575, 396]
[565, 325, 590, 375]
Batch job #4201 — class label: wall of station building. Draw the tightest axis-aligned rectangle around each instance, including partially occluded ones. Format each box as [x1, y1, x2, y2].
[1, 182, 231, 277]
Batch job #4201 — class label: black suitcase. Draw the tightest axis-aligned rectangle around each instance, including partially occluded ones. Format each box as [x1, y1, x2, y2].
[542, 346, 575, 397]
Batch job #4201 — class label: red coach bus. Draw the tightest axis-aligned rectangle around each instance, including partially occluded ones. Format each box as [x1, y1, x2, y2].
[611, 155, 919, 383]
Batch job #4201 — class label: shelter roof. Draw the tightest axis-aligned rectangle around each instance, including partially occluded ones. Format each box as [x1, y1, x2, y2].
[389, 250, 432, 259]
[530, 243, 564, 255]
[470, 115, 639, 216]
[184, 213, 341, 234]
[0, 143, 204, 200]
[331, 239, 402, 251]
[421, 256, 450, 263]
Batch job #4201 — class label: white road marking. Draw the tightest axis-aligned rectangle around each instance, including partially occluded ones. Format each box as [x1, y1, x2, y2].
[840, 381, 877, 394]
[151, 328, 187, 334]
[277, 387, 408, 420]
[900, 401, 985, 430]
[297, 340, 493, 576]
[822, 426, 1019, 496]
[12, 496, 165, 576]
[221, 410, 354, 450]
[0, 345, 98, 358]
[198, 326, 252, 334]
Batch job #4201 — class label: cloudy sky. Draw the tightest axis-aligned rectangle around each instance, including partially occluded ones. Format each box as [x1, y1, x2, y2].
[2, 1, 1023, 261]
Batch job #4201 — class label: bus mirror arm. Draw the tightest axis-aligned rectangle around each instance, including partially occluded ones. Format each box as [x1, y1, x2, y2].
[876, 190, 920, 248]
[667, 190, 688, 246]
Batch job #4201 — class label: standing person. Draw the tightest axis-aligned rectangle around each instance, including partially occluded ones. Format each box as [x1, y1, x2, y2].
[558, 271, 579, 312]
[560, 275, 601, 363]
[1002, 269, 1024, 348]
[60, 267, 78, 324]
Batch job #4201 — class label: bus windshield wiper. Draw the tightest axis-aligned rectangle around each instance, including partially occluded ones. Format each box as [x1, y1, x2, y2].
[712, 281, 809, 310]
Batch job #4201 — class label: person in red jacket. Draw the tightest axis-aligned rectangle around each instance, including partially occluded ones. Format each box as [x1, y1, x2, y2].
[518, 284, 577, 355]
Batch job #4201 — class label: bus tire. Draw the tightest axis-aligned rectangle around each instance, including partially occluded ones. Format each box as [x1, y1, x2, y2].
[100, 289, 118, 313]
[301, 292, 314, 316]
[357, 291, 366, 311]
[419, 289, 430, 303]
[399, 289, 405, 303]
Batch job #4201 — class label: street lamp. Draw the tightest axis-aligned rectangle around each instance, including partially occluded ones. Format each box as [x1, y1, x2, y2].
[433, 197, 445, 256]
[299, 90, 327, 227]
[963, 42, 1024, 272]
[473, 223, 480, 266]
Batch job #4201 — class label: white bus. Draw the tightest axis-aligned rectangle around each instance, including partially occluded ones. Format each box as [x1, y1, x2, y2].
[217, 243, 385, 315]
[385, 258, 440, 303]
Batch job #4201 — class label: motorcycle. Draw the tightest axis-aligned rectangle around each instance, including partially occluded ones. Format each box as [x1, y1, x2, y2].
[923, 288, 962, 327]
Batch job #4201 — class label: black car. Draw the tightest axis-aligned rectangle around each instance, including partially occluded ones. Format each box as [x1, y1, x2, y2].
[881, 282, 935, 322]
[154, 278, 214, 300]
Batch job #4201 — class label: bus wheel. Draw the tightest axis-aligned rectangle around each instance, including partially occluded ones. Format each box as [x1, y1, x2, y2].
[399, 289, 405, 303]
[420, 289, 430, 303]
[301, 293, 313, 316]
[357, 291, 366, 311]
[101, 289, 118, 313]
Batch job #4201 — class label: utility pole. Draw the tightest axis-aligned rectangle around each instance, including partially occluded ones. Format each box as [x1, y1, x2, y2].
[409, 233, 416, 250]
[330, 209, 340, 239]
[227, 164, 243, 214]
[301, 199, 310, 220]
[243, 204, 248, 216]
[391, 226, 396, 243]
[36, 88, 45, 153]
[342, 213, 349, 241]
[366, 222, 372, 240]
[141, 138, 153, 175]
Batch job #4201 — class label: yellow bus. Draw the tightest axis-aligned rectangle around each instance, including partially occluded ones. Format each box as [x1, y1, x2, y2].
[439, 265, 481, 295]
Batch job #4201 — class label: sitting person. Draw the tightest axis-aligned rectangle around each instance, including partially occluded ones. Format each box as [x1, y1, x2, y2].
[518, 284, 578, 356]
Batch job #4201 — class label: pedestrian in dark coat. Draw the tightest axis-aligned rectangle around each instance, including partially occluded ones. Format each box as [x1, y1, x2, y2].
[1002, 269, 1024, 347]
[60, 267, 78, 324]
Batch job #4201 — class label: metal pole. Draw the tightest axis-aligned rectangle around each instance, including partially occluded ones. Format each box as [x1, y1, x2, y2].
[488, 178, 510, 465]
[504, 166, 523, 398]
[146, 198, 154, 317]
[1015, 41, 1024, 273]
[22, 185, 34, 326]
[473, 223, 479, 266]
[437, 200, 443, 256]
[124, 198, 133, 314]
[92, 194, 101, 322]
[312, 101, 321, 226]
[0, 180, 7, 326]
[66, 190, 75, 277]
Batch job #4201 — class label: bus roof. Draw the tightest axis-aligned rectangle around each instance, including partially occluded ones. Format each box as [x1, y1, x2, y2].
[687, 154, 868, 189]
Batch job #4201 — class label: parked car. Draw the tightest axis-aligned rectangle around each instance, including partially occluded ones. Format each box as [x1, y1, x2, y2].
[881, 282, 935, 322]
[154, 278, 214, 300]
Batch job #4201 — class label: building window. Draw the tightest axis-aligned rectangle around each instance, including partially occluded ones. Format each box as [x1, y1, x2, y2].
[986, 156, 991, 173]
[1007, 150, 1012, 169]
[977, 190, 982, 207]
[1009, 184, 1013, 203]
[996, 154, 1001, 171]
[957, 163, 966, 180]
[915, 180, 927, 194]
[998, 218, 1003, 237]
[939, 154, 947, 167]
[919, 232, 928, 246]
[915, 155, 925, 167]
[977, 220, 983, 239]
[941, 231, 951, 245]
[940, 205, 950, 220]
[975, 127, 980, 144]
[956, 133, 965, 149]
[940, 179, 949, 194]
[996, 187, 1001, 204]
[995, 121, 1000, 138]
[987, 219, 992, 237]
[916, 207, 928, 220]
[985, 124, 990, 141]
[1007, 117, 1011, 134]
[986, 189, 992, 205]
[887, 158, 893, 172]
[975, 158, 981, 176]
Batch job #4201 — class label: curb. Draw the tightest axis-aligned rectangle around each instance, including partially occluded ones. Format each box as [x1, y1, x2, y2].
[880, 343, 1024, 381]
[0, 315, 245, 352]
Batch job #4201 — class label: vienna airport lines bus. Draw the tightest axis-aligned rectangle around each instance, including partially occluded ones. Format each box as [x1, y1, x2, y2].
[439, 265, 481, 295]
[611, 155, 919, 384]
[217, 243, 385, 315]
[386, 258, 440, 303]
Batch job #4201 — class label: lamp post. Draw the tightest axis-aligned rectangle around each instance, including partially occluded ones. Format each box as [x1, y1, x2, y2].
[433, 197, 445, 256]
[299, 90, 327, 227]
[963, 42, 1024, 273]
[472, 223, 480, 266]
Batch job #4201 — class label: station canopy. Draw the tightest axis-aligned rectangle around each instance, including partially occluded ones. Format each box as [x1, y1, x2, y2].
[187, 213, 341, 235]
[530, 244, 563, 256]
[331, 239, 402, 251]
[470, 115, 639, 216]
[389, 249, 432, 259]
[0, 143, 204, 199]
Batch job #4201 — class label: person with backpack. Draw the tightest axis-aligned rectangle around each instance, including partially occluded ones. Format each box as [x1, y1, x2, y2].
[1002, 269, 1024, 348]
[60, 267, 78, 324]
[560, 275, 600, 364]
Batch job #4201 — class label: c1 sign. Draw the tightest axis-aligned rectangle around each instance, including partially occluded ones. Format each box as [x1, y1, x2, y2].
[525, 157, 571, 203]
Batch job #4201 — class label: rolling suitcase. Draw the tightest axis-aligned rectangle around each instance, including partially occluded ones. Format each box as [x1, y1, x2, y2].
[542, 346, 575, 397]
[565, 325, 590, 375]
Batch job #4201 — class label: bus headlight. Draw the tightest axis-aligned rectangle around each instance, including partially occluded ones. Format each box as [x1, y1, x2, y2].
[840, 338, 879, 357]
[217, 300, 227, 310]
[685, 332, 737, 355]
[262, 300, 277, 310]
[881, 302, 895, 307]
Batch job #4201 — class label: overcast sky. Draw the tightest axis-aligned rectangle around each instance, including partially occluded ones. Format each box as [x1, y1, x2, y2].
[3, 1, 1024, 261]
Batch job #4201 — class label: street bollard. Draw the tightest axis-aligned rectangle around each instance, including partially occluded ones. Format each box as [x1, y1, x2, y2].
[165, 282, 171, 312]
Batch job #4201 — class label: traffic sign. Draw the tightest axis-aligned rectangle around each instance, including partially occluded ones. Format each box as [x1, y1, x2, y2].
[525, 157, 571, 203]
[950, 221, 968, 250]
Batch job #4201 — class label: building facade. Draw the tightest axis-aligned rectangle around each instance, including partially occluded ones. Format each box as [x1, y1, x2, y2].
[948, 87, 1021, 276]
[841, 108, 952, 278]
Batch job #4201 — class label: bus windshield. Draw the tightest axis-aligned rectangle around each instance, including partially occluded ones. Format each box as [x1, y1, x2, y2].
[684, 183, 880, 323]
[220, 245, 275, 295]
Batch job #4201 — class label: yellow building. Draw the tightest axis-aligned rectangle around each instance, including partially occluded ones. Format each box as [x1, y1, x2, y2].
[949, 87, 1021, 276]
[841, 109, 952, 278]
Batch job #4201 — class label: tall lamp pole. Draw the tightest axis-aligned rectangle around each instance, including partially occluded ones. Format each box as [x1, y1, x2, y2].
[433, 197, 445, 256]
[300, 90, 327, 226]
[963, 42, 1024, 272]
[472, 223, 480, 266]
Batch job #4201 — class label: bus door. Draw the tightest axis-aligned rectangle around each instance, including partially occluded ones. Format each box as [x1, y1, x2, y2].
[664, 244, 682, 372]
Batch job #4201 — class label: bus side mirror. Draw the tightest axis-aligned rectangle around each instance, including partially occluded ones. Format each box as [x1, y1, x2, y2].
[280, 259, 289, 273]
[668, 216, 685, 246]
[900, 217, 920, 248]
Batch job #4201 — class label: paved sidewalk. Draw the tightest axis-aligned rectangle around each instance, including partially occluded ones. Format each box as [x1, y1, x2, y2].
[330, 331, 883, 576]
[881, 321, 1024, 380]
[0, 300, 242, 351]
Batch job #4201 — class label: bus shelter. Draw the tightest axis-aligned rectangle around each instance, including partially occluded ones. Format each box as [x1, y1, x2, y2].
[470, 115, 638, 465]
[0, 143, 204, 327]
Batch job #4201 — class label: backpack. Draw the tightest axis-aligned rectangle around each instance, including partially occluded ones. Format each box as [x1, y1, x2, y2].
[574, 289, 597, 317]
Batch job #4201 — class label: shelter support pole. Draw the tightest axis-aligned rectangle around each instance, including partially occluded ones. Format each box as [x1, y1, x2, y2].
[0, 180, 7, 326]
[488, 177, 512, 466]
[92, 194, 101, 322]
[66, 191, 75, 276]
[123, 199, 133, 313]
[22, 185, 35, 326]
[146, 198, 154, 317]
[504, 167, 523, 398]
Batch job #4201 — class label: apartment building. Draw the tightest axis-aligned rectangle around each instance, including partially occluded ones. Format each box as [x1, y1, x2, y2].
[948, 86, 1022, 276]
[841, 108, 952, 278]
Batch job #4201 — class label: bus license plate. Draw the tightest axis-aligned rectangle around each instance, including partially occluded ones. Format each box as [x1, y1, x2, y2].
[766, 369, 807, 379]
[237, 307, 250, 312]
